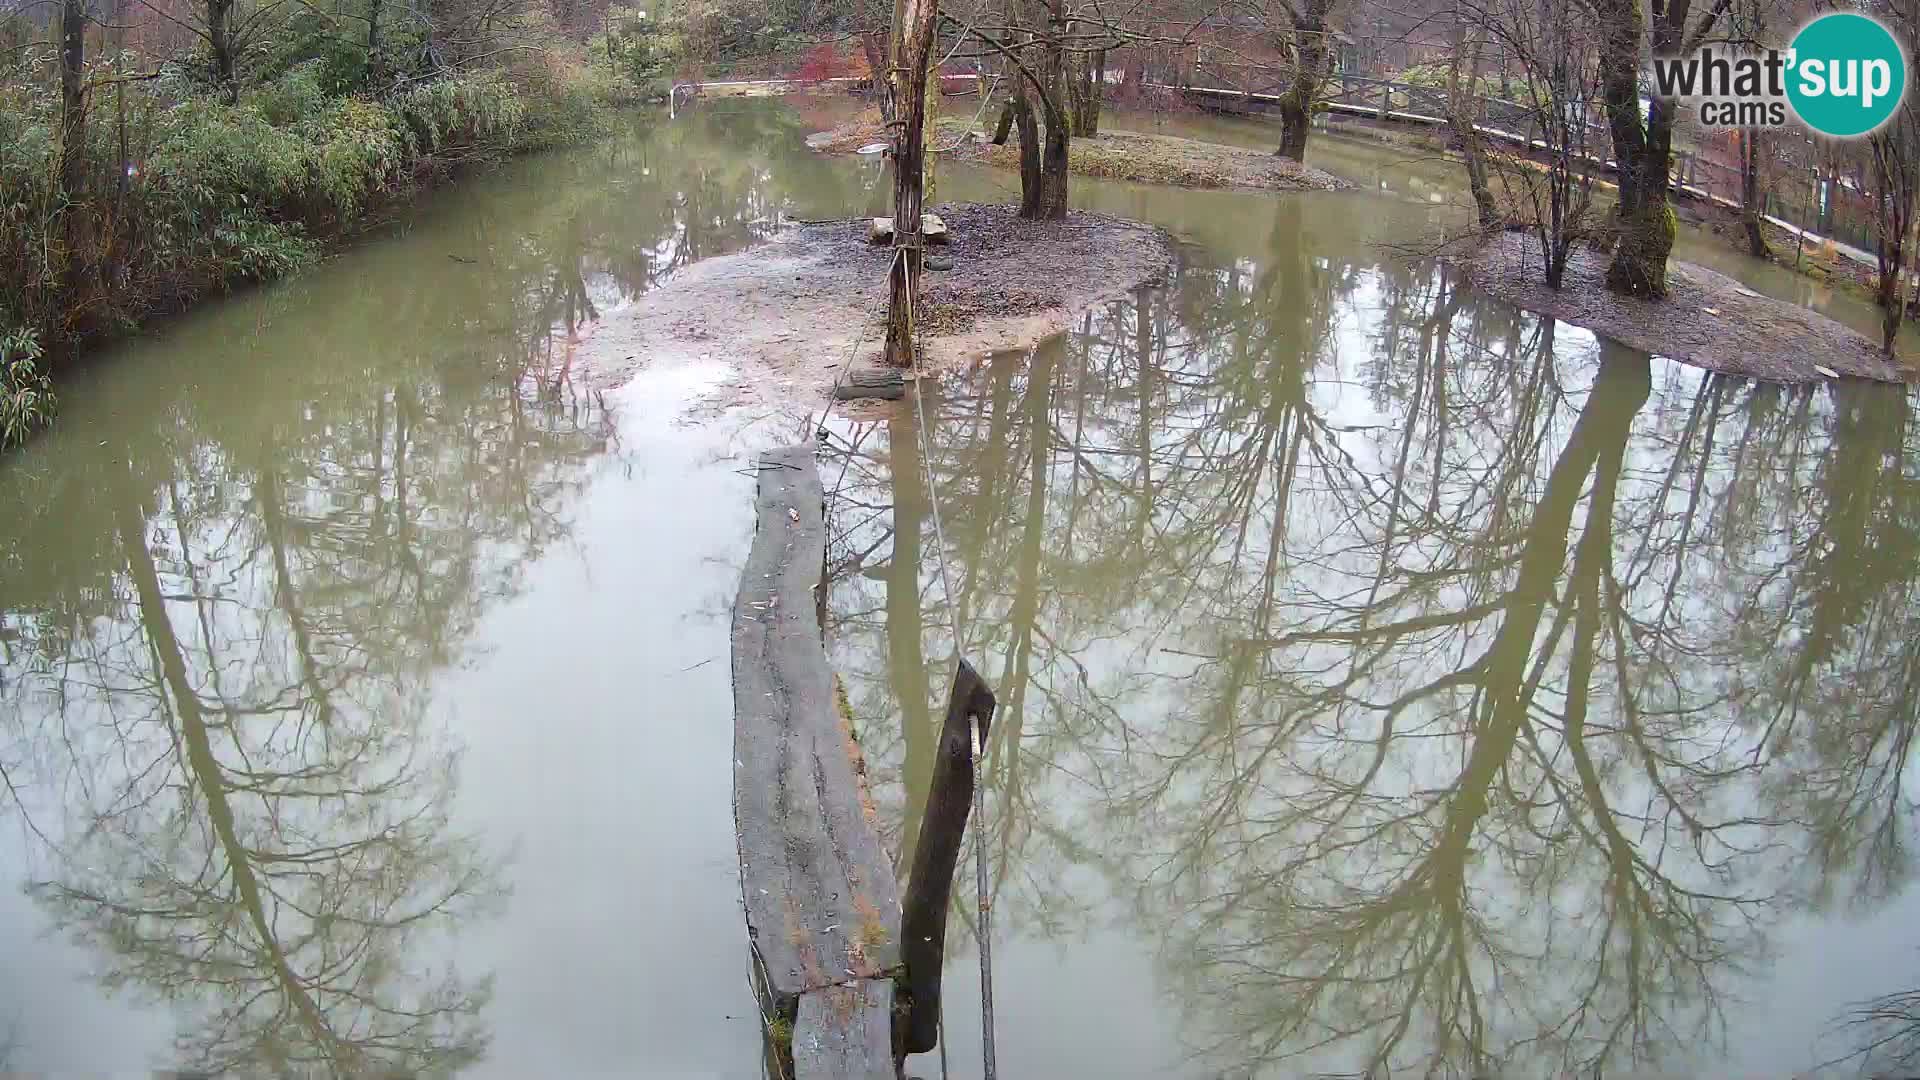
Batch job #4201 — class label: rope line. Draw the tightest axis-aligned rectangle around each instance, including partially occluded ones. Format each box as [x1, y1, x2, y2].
[932, 73, 1004, 153]
[903, 254, 998, 1080]
[937, 999, 950, 1080]
[808, 221, 998, 1080]
[971, 704, 997, 1080]
[805, 252, 889, 445]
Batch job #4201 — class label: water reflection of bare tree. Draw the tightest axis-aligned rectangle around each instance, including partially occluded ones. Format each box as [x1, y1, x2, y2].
[1138, 319, 1920, 1076]
[1828, 981, 1920, 1076]
[828, 225, 1920, 1077]
[34, 461, 498, 1075]
[0, 275, 616, 1078]
[1145, 343, 1767, 1077]
[828, 199, 1373, 931]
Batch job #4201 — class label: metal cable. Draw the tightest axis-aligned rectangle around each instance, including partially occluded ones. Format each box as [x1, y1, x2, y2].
[806, 249, 890, 446]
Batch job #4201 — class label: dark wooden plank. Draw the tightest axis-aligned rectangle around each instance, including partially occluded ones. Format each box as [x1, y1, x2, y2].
[834, 368, 908, 401]
[793, 981, 896, 1080]
[732, 444, 903, 1018]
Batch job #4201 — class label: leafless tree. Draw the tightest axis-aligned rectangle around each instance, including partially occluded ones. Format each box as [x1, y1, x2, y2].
[1444, 3, 1501, 231]
[1245, 0, 1343, 160]
[1867, 0, 1920, 353]
[1589, 0, 1731, 295]
[1459, 0, 1604, 285]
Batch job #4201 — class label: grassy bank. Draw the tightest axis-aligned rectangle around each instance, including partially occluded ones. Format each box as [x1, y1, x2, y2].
[809, 108, 1346, 191]
[0, 41, 653, 448]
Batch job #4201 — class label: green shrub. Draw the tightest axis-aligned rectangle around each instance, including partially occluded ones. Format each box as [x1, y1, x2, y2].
[0, 51, 613, 404]
[1, 327, 53, 450]
[390, 71, 529, 155]
[255, 11, 375, 91]
[253, 60, 335, 126]
[596, 6, 678, 98]
[0, 83, 61, 337]
[523, 63, 619, 146]
[306, 96, 408, 213]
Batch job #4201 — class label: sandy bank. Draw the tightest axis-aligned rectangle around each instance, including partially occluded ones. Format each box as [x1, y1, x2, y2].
[590, 202, 1175, 414]
[1455, 232, 1911, 384]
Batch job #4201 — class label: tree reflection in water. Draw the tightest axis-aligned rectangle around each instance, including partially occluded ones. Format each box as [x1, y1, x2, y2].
[0, 104, 865, 1076]
[825, 200, 1920, 1077]
[0, 354, 612, 1073]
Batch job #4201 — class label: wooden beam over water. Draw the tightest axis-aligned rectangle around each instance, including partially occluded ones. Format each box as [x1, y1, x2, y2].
[731, 445, 901, 1079]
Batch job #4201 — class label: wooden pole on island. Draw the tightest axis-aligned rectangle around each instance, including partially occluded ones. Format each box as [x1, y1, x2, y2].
[884, 0, 939, 367]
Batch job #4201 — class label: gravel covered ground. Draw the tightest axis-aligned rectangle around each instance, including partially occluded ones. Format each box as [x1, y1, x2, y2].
[588, 202, 1175, 414]
[1456, 231, 1912, 384]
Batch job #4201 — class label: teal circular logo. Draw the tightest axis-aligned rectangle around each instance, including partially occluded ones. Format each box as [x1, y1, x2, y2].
[1787, 13, 1907, 137]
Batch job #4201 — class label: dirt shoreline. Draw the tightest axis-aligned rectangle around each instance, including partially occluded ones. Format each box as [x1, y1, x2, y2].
[1454, 232, 1912, 384]
[587, 202, 1175, 414]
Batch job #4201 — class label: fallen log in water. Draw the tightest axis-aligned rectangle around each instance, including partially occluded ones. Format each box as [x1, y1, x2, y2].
[732, 444, 901, 1079]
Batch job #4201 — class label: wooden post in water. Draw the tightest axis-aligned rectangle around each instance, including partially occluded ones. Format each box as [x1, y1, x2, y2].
[884, 0, 939, 367]
[896, 659, 997, 1058]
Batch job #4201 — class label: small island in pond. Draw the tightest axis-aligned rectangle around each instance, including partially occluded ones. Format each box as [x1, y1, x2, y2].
[589, 203, 1175, 412]
[1454, 232, 1911, 384]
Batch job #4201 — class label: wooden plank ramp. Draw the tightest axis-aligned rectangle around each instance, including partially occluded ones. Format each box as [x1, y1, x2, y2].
[732, 445, 901, 1079]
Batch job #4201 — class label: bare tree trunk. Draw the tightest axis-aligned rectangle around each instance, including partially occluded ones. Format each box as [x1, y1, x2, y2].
[206, 0, 237, 99]
[883, 0, 938, 367]
[1068, 48, 1104, 135]
[1869, 8, 1919, 354]
[862, 30, 894, 123]
[56, 0, 87, 318]
[367, 0, 383, 85]
[1090, 48, 1105, 131]
[986, 25, 1015, 143]
[1871, 125, 1917, 355]
[1445, 16, 1499, 231]
[1275, 12, 1328, 162]
[1022, 0, 1070, 219]
[1595, 0, 1681, 297]
[1740, 127, 1770, 258]
[1036, 114, 1069, 218]
[1012, 73, 1042, 215]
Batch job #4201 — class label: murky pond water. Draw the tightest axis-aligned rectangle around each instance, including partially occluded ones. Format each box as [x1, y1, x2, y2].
[3, 99, 1916, 1078]
[0, 106, 874, 1076]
